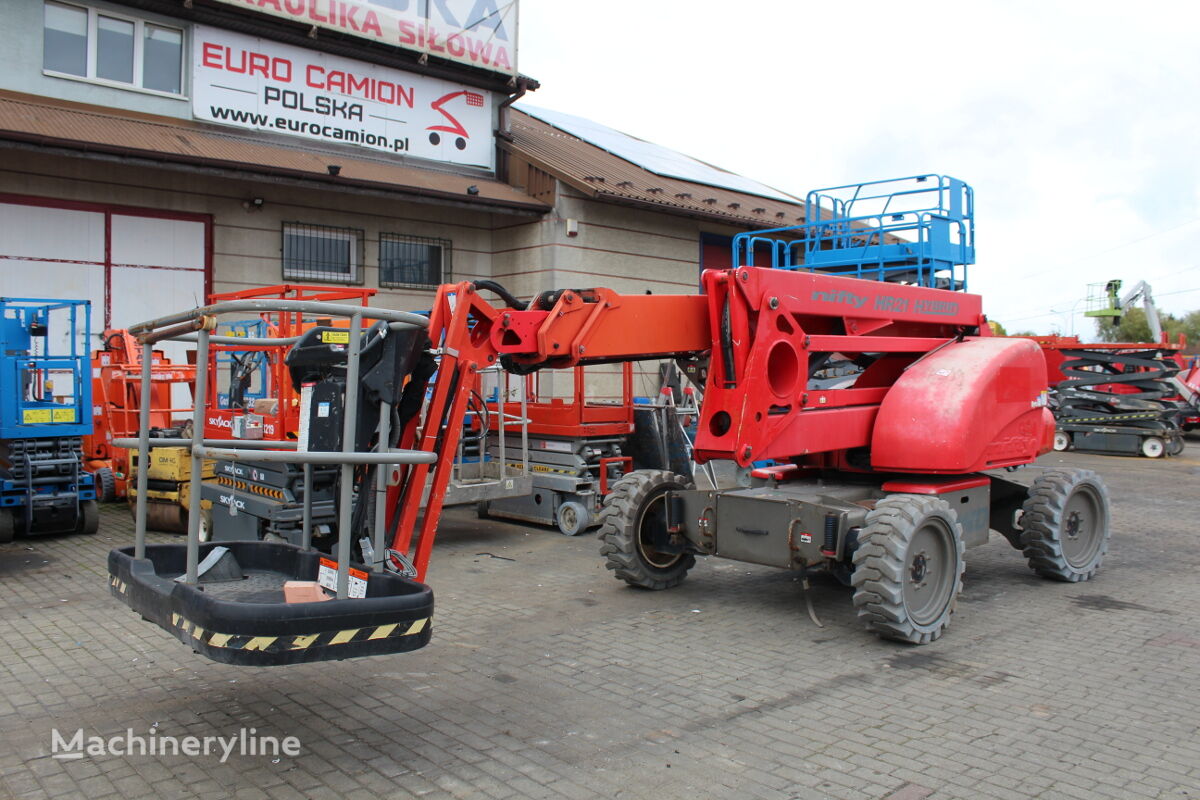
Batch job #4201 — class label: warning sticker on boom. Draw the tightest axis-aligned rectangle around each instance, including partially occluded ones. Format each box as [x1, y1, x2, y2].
[318, 557, 368, 598]
[321, 330, 350, 344]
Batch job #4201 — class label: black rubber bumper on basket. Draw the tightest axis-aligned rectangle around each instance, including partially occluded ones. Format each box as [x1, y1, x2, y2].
[107, 542, 434, 666]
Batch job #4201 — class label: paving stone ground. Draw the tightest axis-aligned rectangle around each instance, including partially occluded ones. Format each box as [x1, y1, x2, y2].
[1, 444, 1199, 800]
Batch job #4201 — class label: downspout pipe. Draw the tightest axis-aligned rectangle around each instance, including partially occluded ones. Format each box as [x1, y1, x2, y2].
[497, 76, 532, 143]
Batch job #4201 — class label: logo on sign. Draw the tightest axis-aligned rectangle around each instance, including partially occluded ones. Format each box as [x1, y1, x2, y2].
[427, 90, 484, 150]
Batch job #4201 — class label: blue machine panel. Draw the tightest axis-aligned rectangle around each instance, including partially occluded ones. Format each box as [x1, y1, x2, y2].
[732, 174, 974, 291]
[0, 298, 93, 440]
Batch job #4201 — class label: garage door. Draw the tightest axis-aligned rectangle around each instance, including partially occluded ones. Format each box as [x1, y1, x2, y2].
[0, 196, 210, 352]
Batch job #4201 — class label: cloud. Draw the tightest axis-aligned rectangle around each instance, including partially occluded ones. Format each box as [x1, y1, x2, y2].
[518, 0, 1200, 337]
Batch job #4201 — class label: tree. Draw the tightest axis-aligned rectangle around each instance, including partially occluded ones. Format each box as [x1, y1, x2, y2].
[1093, 307, 1200, 345]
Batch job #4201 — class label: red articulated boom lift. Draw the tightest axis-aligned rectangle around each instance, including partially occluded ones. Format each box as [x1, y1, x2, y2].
[382, 265, 1109, 645]
[109, 175, 1112, 664]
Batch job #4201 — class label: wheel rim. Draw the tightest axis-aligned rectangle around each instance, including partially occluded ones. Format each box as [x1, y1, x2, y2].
[636, 492, 683, 570]
[1142, 437, 1164, 457]
[903, 517, 957, 626]
[559, 504, 579, 534]
[1061, 484, 1105, 568]
[1053, 432, 1070, 451]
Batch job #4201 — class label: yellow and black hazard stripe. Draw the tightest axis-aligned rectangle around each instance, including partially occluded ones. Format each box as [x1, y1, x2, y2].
[109, 576, 128, 595]
[506, 461, 577, 476]
[215, 475, 286, 500]
[169, 612, 429, 654]
[1068, 412, 1160, 423]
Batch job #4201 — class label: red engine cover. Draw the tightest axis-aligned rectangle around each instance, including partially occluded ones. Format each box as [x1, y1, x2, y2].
[871, 337, 1054, 473]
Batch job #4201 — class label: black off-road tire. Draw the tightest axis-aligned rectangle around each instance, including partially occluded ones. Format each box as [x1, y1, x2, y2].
[94, 467, 117, 503]
[75, 500, 100, 535]
[851, 495, 965, 645]
[598, 470, 695, 590]
[1020, 469, 1110, 582]
[0, 509, 14, 544]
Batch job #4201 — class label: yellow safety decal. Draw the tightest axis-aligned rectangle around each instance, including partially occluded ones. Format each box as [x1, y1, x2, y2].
[23, 409, 52, 424]
[329, 628, 360, 645]
[242, 637, 278, 652]
[321, 330, 350, 344]
[368, 623, 398, 640]
[52, 408, 76, 423]
[405, 618, 428, 636]
[290, 634, 320, 650]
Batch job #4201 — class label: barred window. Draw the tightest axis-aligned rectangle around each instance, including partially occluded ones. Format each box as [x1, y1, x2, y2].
[282, 223, 363, 283]
[379, 233, 449, 288]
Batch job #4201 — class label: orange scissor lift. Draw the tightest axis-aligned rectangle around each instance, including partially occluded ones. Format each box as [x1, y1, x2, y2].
[84, 330, 200, 531]
[479, 364, 638, 535]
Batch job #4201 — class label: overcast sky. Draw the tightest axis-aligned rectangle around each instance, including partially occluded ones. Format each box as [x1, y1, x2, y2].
[515, 1, 1199, 338]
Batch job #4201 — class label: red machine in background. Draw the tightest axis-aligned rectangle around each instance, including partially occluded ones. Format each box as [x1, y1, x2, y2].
[1029, 334, 1190, 457]
[1176, 355, 1200, 429]
[83, 329, 197, 501]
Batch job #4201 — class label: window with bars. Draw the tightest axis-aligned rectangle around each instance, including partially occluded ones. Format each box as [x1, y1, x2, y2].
[379, 233, 450, 288]
[281, 223, 364, 284]
[43, 1, 184, 95]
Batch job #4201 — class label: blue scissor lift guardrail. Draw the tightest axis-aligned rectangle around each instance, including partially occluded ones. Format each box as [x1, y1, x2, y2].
[215, 319, 271, 409]
[733, 174, 974, 291]
[0, 298, 92, 440]
[0, 297, 96, 532]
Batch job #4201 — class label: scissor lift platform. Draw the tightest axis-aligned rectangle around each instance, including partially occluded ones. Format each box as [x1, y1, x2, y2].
[108, 541, 433, 666]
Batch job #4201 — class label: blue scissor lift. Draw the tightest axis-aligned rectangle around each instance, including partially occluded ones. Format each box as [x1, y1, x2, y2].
[0, 298, 97, 542]
[215, 318, 271, 410]
[733, 174, 974, 290]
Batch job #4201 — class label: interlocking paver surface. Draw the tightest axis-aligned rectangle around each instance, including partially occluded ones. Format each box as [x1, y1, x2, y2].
[1, 445, 1198, 799]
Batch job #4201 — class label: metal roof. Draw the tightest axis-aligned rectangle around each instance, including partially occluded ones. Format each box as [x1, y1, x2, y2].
[504, 109, 808, 227]
[0, 90, 548, 214]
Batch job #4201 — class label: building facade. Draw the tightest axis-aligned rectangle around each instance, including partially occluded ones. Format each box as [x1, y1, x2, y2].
[0, 0, 806, 382]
